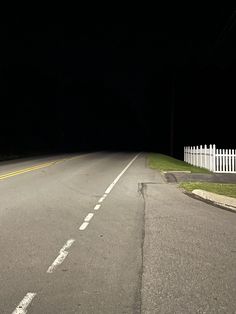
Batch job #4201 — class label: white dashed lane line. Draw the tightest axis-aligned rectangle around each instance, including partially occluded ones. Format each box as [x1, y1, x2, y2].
[11, 154, 140, 311]
[79, 153, 140, 231]
[79, 222, 89, 230]
[12, 292, 36, 314]
[84, 213, 94, 222]
[47, 239, 75, 273]
[94, 204, 101, 210]
[98, 195, 107, 203]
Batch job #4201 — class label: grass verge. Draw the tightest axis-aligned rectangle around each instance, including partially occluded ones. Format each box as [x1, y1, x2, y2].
[180, 182, 236, 198]
[148, 153, 210, 173]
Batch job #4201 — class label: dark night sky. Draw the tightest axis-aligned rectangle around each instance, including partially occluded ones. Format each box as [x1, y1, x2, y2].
[2, 8, 236, 158]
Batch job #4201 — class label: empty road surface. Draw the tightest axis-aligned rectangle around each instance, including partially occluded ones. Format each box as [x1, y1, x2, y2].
[0, 152, 236, 313]
[0, 152, 157, 313]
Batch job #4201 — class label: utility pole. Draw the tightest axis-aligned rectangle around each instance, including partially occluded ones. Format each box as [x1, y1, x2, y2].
[215, 10, 236, 47]
[170, 72, 175, 156]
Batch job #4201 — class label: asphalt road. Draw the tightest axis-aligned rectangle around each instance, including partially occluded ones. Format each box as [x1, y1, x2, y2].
[142, 183, 236, 314]
[0, 152, 158, 313]
[1, 152, 236, 313]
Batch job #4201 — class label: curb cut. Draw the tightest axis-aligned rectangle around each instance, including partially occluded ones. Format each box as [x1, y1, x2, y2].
[192, 189, 236, 212]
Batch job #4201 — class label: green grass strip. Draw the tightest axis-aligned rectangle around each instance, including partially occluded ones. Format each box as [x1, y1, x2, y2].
[180, 182, 236, 198]
[148, 153, 210, 173]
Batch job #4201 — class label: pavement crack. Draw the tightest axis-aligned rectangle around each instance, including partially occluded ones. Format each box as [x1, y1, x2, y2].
[137, 182, 147, 314]
[138, 182, 146, 200]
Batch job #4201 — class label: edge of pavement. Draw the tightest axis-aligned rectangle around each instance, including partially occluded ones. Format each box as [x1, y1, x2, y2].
[190, 189, 236, 213]
[141, 178, 236, 313]
[162, 171, 236, 213]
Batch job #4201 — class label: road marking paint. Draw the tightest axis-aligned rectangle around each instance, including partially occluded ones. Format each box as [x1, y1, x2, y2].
[0, 162, 56, 180]
[0, 159, 69, 180]
[47, 239, 75, 273]
[104, 153, 140, 194]
[78, 154, 140, 231]
[0, 154, 85, 181]
[84, 213, 94, 222]
[12, 292, 36, 314]
[79, 222, 89, 230]
[94, 204, 101, 210]
[98, 195, 106, 203]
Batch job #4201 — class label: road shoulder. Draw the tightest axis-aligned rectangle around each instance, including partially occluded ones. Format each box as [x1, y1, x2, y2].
[141, 181, 236, 313]
[163, 171, 236, 212]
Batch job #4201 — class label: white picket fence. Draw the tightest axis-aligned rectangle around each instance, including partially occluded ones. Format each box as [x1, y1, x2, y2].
[184, 145, 236, 173]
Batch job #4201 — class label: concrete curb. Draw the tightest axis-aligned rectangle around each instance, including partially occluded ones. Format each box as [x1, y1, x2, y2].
[162, 170, 191, 173]
[192, 189, 236, 212]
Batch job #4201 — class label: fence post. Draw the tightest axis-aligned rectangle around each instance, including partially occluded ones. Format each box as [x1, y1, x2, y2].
[196, 146, 199, 167]
[209, 144, 212, 171]
[192, 146, 194, 165]
[204, 144, 207, 169]
[226, 149, 228, 172]
[229, 149, 232, 172]
[219, 149, 222, 172]
[233, 150, 236, 172]
[212, 144, 216, 172]
[222, 149, 225, 172]
[200, 145, 202, 168]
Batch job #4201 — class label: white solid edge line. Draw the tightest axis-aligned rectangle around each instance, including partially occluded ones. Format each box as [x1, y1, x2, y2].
[12, 292, 36, 314]
[84, 213, 94, 222]
[104, 153, 140, 194]
[94, 204, 101, 210]
[79, 222, 89, 230]
[47, 239, 75, 273]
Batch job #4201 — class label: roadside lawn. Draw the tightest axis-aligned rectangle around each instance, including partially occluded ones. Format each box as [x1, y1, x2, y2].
[148, 153, 210, 173]
[180, 182, 236, 199]
[149, 154, 236, 199]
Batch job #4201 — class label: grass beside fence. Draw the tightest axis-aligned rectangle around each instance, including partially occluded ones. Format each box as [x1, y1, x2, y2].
[148, 153, 210, 173]
[180, 182, 236, 199]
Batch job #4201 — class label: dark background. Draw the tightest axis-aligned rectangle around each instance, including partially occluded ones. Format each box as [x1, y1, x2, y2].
[2, 8, 236, 159]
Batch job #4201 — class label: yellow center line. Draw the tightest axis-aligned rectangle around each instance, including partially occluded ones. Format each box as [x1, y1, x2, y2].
[0, 154, 86, 181]
[0, 158, 72, 181]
